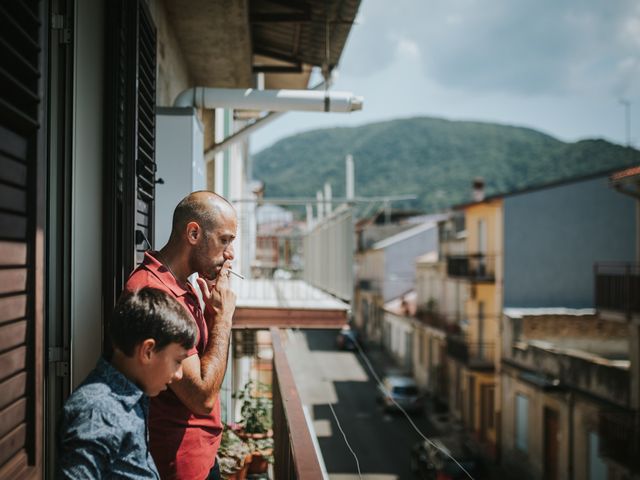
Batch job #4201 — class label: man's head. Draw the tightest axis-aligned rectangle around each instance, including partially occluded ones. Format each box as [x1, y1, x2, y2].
[169, 191, 238, 281]
[110, 287, 198, 396]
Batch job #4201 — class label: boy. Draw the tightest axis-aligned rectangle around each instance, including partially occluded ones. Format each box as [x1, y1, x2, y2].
[57, 287, 198, 479]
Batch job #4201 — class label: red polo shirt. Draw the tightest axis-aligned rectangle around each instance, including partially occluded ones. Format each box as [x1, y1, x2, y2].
[125, 251, 222, 480]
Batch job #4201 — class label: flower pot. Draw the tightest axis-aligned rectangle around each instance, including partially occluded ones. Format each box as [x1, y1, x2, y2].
[236, 428, 273, 441]
[247, 450, 272, 474]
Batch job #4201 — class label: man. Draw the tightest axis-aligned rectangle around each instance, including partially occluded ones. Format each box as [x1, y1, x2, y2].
[125, 191, 238, 480]
[57, 287, 197, 479]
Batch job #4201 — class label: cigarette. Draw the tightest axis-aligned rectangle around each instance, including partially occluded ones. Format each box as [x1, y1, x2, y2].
[228, 269, 244, 280]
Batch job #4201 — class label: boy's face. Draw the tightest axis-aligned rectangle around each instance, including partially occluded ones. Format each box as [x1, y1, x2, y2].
[142, 342, 189, 397]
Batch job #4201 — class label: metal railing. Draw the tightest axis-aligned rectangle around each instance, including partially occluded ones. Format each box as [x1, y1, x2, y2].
[595, 262, 640, 318]
[446, 335, 495, 370]
[271, 328, 324, 479]
[599, 409, 640, 473]
[447, 254, 496, 282]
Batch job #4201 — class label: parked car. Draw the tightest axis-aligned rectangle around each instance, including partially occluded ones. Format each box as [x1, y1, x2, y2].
[378, 375, 423, 413]
[410, 435, 481, 480]
[336, 326, 359, 351]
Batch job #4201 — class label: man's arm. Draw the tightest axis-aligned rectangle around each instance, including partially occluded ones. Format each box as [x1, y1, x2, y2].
[169, 264, 236, 415]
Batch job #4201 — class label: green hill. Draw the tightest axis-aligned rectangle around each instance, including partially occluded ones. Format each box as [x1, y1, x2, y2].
[252, 117, 640, 212]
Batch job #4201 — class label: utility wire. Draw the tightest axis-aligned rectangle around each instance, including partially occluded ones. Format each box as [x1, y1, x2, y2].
[351, 336, 476, 480]
[327, 401, 363, 480]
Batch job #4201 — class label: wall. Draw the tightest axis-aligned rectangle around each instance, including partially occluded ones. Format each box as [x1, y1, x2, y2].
[463, 200, 503, 346]
[71, 0, 105, 387]
[304, 206, 354, 301]
[150, 0, 192, 106]
[504, 176, 636, 308]
[383, 312, 413, 371]
[500, 372, 571, 480]
[382, 224, 437, 302]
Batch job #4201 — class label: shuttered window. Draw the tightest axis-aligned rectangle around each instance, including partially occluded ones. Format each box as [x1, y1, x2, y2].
[0, 0, 44, 477]
[104, 0, 157, 322]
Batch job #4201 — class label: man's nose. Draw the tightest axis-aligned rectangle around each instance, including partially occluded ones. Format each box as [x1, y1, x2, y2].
[223, 244, 235, 261]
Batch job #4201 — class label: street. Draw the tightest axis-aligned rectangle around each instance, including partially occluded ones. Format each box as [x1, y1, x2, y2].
[284, 329, 439, 480]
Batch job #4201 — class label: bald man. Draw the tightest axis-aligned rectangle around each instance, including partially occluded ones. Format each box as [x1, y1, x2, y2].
[125, 191, 237, 480]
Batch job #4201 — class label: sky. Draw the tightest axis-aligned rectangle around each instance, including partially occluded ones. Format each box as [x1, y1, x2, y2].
[250, 0, 640, 154]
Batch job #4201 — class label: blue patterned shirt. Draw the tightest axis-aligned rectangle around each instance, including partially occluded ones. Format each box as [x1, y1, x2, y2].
[57, 357, 160, 479]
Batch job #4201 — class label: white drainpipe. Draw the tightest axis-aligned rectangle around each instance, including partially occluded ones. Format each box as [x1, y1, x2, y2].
[173, 87, 363, 113]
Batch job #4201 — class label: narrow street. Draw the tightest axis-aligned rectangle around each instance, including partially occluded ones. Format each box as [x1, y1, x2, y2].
[285, 329, 439, 480]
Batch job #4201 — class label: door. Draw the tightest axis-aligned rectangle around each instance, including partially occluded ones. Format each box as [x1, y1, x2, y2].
[544, 407, 560, 480]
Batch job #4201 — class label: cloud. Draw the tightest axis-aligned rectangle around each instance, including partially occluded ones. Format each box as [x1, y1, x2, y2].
[340, 0, 640, 97]
[421, 0, 640, 96]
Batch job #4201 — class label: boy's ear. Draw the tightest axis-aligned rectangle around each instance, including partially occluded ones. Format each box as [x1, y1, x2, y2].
[138, 339, 157, 364]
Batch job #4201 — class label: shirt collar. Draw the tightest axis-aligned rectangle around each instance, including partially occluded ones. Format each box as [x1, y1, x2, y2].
[95, 357, 146, 411]
[141, 251, 191, 298]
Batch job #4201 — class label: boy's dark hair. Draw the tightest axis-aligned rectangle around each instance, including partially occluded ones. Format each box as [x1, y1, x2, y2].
[110, 287, 197, 356]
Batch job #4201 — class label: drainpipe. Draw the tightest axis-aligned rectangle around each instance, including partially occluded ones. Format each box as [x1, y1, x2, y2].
[174, 87, 363, 113]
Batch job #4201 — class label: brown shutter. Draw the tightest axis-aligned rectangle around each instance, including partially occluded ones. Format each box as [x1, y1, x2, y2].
[0, 0, 45, 477]
[104, 0, 157, 325]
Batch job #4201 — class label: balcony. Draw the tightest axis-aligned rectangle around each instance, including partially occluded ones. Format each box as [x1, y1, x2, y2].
[447, 254, 495, 282]
[225, 327, 326, 479]
[599, 410, 640, 473]
[595, 262, 640, 319]
[446, 335, 495, 370]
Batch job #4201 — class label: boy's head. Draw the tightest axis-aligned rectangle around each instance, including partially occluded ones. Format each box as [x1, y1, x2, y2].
[110, 287, 197, 396]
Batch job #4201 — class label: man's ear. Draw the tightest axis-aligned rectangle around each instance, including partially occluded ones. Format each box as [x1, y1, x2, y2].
[186, 221, 201, 245]
[138, 339, 157, 364]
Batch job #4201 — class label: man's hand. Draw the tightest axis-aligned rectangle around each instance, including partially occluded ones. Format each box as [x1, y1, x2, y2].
[196, 260, 236, 331]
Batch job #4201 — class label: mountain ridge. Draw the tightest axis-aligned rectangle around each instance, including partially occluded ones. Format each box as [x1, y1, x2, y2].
[252, 116, 640, 212]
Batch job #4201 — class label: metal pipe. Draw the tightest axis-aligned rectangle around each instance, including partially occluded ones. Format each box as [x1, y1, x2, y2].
[174, 87, 363, 113]
[200, 79, 359, 162]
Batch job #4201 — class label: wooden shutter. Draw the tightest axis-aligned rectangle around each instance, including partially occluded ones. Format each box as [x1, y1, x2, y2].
[0, 0, 45, 477]
[135, 2, 157, 265]
[104, 0, 157, 322]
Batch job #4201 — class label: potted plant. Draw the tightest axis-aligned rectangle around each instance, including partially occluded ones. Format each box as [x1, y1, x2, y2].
[232, 380, 274, 474]
[246, 437, 274, 474]
[233, 380, 273, 438]
[218, 428, 252, 480]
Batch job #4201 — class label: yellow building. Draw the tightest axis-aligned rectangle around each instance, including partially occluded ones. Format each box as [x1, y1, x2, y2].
[446, 196, 503, 457]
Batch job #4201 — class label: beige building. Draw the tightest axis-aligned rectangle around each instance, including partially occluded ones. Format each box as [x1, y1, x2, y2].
[444, 197, 503, 456]
[501, 309, 635, 480]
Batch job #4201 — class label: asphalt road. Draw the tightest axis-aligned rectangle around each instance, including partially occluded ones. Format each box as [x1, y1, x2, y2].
[284, 329, 439, 480]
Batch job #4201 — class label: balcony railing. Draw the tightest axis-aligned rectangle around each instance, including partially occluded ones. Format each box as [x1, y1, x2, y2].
[270, 327, 324, 479]
[599, 409, 640, 473]
[446, 335, 495, 370]
[595, 262, 640, 318]
[447, 254, 495, 282]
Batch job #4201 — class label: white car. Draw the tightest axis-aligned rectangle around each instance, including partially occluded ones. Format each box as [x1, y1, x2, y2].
[378, 375, 423, 414]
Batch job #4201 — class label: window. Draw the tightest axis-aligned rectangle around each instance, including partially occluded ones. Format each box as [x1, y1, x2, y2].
[588, 432, 608, 480]
[516, 394, 529, 452]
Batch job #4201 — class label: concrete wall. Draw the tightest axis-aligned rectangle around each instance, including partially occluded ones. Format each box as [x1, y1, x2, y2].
[500, 372, 571, 480]
[150, 0, 192, 106]
[382, 225, 437, 302]
[504, 176, 636, 308]
[382, 311, 413, 371]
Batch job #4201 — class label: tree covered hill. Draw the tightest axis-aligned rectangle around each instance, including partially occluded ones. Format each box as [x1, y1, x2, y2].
[252, 117, 640, 212]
